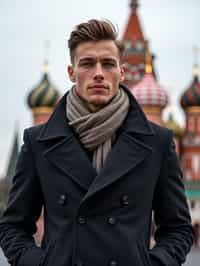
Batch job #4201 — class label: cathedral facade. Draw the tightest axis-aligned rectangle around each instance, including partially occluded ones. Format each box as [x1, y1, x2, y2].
[2, 0, 200, 248]
[122, 0, 200, 247]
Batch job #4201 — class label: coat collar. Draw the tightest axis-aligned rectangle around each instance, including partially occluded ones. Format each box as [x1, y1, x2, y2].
[37, 84, 154, 201]
[37, 91, 73, 141]
[117, 83, 154, 136]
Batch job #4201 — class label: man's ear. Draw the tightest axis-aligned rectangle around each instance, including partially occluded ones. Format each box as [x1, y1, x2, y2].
[68, 65, 76, 83]
[120, 64, 125, 82]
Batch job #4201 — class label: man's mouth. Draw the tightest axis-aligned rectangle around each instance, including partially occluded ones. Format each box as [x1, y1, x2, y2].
[88, 84, 108, 89]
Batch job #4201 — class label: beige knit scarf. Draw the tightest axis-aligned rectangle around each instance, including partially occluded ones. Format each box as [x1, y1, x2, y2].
[66, 86, 130, 172]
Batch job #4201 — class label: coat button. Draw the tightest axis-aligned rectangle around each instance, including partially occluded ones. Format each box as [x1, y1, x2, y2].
[109, 260, 117, 266]
[22, 145, 28, 153]
[107, 217, 116, 225]
[58, 194, 67, 205]
[75, 259, 83, 266]
[121, 195, 129, 206]
[77, 216, 86, 225]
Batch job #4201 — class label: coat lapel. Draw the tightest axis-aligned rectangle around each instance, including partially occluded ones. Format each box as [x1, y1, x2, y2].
[43, 136, 97, 192]
[37, 93, 97, 192]
[82, 133, 153, 201]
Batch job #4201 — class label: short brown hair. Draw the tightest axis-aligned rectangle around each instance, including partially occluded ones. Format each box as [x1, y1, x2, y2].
[68, 19, 124, 63]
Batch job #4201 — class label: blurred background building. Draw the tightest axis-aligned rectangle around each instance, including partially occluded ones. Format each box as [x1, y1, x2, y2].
[0, 0, 200, 248]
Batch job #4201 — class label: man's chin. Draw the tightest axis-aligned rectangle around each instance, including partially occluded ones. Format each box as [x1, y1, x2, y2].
[85, 97, 111, 112]
[88, 95, 110, 105]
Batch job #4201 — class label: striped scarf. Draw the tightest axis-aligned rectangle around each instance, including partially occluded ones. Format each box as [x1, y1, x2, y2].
[66, 86, 130, 172]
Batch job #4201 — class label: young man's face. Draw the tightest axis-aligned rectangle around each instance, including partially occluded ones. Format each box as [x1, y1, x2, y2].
[68, 40, 125, 112]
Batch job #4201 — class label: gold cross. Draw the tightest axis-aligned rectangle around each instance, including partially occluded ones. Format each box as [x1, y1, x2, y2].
[43, 40, 50, 73]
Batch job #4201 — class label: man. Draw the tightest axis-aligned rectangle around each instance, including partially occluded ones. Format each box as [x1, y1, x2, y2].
[0, 19, 194, 266]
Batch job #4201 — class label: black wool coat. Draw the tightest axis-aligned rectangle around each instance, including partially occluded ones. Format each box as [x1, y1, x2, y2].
[0, 85, 194, 266]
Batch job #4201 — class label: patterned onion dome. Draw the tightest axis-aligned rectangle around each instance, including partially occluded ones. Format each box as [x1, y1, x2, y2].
[165, 113, 183, 137]
[180, 74, 200, 109]
[130, 72, 168, 108]
[27, 64, 60, 109]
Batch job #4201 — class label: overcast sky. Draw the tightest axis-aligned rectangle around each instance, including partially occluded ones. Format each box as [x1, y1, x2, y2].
[0, 0, 199, 177]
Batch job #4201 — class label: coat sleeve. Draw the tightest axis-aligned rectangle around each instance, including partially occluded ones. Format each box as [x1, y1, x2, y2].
[150, 131, 195, 266]
[0, 129, 45, 266]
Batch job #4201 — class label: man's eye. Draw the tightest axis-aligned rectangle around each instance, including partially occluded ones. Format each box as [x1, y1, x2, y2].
[80, 62, 93, 67]
[103, 62, 116, 68]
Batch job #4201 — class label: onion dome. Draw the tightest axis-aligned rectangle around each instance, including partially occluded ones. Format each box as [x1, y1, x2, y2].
[180, 64, 200, 109]
[130, 41, 168, 108]
[165, 113, 183, 137]
[27, 61, 60, 109]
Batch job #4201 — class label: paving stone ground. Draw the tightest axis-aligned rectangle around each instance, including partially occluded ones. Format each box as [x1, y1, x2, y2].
[0, 248, 199, 266]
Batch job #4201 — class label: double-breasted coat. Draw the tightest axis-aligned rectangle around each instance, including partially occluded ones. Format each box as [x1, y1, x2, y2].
[0, 85, 194, 266]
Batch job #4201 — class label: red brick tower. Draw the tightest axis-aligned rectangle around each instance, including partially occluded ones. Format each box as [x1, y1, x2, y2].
[180, 47, 200, 244]
[180, 55, 200, 181]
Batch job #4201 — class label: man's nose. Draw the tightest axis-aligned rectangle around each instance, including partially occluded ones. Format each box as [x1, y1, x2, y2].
[93, 63, 104, 80]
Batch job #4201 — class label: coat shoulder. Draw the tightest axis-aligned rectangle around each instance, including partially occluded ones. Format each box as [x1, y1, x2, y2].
[24, 123, 47, 141]
[145, 121, 174, 151]
[149, 120, 173, 140]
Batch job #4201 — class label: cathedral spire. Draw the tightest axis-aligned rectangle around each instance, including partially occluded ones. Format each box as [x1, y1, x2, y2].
[121, 0, 145, 86]
[123, 0, 144, 42]
[130, 0, 138, 9]
[43, 40, 50, 74]
[145, 41, 152, 74]
[192, 45, 199, 78]
[5, 123, 19, 186]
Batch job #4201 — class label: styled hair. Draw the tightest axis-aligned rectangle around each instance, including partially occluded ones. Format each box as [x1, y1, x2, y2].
[68, 19, 124, 63]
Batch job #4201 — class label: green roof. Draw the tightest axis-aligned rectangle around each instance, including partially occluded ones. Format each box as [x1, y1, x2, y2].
[5, 129, 19, 186]
[184, 180, 200, 199]
[185, 190, 200, 199]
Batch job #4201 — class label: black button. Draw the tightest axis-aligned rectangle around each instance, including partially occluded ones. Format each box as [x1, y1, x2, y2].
[22, 145, 28, 153]
[77, 216, 86, 225]
[121, 194, 129, 206]
[109, 260, 117, 266]
[75, 259, 83, 266]
[58, 194, 67, 205]
[107, 217, 116, 225]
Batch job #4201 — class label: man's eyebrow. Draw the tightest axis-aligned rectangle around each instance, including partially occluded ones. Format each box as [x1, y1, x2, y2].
[79, 57, 96, 61]
[78, 57, 118, 64]
[102, 58, 117, 62]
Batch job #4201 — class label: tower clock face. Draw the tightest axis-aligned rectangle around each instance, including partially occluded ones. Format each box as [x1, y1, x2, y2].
[123, 40, 145, 55]
[135, 41, 144, 51]
[124, 41, 132, 51]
